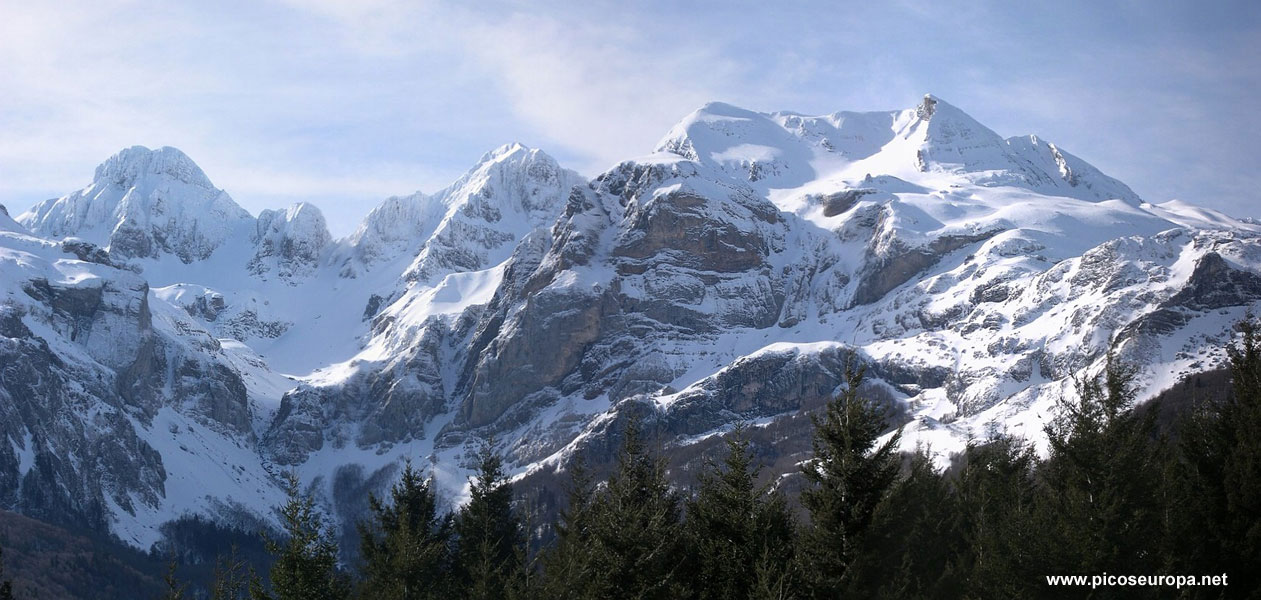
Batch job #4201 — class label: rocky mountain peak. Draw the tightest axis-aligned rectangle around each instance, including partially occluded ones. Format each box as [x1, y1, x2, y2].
[250, 202, 332, 281]
[254, 202, 331, 252]
[334, 144, 583, 280]
[442, 143, 576, 213]
[397, 143, 584, 283]
[467, 143, 566, 187]
[336, 192, 442, 275]
[910, 94, 1005, 150]
[18, 146, 252, 263]
[916, 94, 938, 120]
[476, 141, 530, 165]
[92, 145, 215, 191]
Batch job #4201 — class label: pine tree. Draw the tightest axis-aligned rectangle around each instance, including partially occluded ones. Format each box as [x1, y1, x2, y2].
[558, 416, 687, 599]
[162, 558, 186, 600]
[452, 445, 525, 600]
[211, 546, 262, 600]
[1037, 350, 1162, 579]
[1222, 318, 1261, 590]
[540, 457, 597, 600]
[798, 363, 901, 598]
[846, 451, 958, 598]
[257, 472, 350, 600]
[684, 428, 797, 600]
[358, 461, 453, 600]
[949, 437, 1039, 599]
[1175, 319, 1261, 594]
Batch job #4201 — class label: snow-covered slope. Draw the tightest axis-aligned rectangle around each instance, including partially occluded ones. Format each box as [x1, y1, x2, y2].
[4, 96, 1261, 552]
[0, 205, 26, 234]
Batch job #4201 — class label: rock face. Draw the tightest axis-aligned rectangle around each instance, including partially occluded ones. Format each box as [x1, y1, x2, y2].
[451, 158, 794, 437]
[0, 300, 162, 533]
[0, 234, 267, 545]
[334, 192, 443, 278]
[5, 96, 1261, 553]
[250, 203, 332, 281]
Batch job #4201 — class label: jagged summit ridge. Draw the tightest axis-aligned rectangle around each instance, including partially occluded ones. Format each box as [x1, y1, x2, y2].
[475, 141, 533, 166]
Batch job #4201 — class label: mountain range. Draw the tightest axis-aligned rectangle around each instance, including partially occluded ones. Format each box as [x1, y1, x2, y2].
[2, 94, 1259, 550]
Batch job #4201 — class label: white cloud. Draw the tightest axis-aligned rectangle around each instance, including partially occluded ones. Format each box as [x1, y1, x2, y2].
[457, 11, 735, 174]
[286, 2, 746, 176]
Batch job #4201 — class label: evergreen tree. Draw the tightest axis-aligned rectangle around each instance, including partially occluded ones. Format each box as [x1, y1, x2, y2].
[553, 417, 687, 599]
[211, 546, 262, 600]
[948, 437, 1039, 599]
[1222, 319, 1261, 591]
[358, 461, 452, 600]
[1036, 350, 1163, 580]
[847, 451, 958, 598]
[798, 363, 901, 598]
[1174, 319, 1261, 594]
[540, 457, 597, 600]
[162, 558, 185, 600]
[452, 445, 525, 600]
[684, 428, 797, 600]
[257, 472, 350, 600]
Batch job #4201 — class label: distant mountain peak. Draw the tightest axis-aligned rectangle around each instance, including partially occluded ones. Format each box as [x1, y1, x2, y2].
[694, 101, 764, 119]
[478, 141, 526, 163]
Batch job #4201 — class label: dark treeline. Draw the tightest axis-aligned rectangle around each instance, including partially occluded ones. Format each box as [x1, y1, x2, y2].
[134, 320, 1260, 598]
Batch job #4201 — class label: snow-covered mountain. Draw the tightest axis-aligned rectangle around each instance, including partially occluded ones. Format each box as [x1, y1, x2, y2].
[3, 96, 1260, 550]
[20, 146, 255, 263]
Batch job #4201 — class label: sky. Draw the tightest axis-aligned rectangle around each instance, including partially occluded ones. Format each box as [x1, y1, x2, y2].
[1, 0, 1258, 237]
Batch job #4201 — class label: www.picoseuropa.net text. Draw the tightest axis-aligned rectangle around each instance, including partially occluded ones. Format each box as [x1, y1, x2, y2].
[1046, 573, 1228, 589]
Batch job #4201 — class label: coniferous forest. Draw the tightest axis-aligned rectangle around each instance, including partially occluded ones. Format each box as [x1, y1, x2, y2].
[4, 322, 1260, 599]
